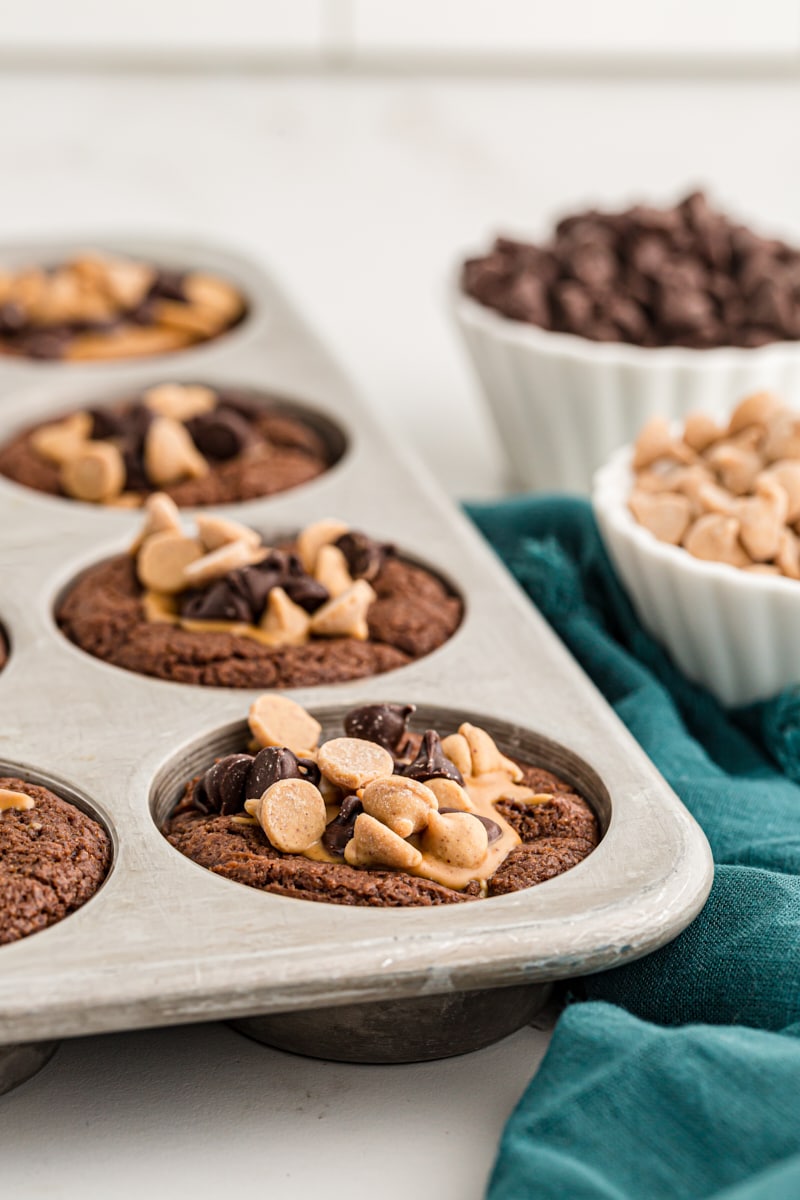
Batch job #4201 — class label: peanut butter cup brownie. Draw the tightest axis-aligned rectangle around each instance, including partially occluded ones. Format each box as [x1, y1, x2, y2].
[0, 778, 111, 944]
[0, 384, 333, 507]
[0, 253, 245, 360]
[56, 495, 463, 687]
[165, 698, 598, 905]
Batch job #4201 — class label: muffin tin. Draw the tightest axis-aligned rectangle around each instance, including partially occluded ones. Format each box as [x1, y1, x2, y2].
[0, 238, 713, 1085]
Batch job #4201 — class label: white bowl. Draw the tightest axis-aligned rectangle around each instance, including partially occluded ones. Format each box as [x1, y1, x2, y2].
[453, 286, 800, 495]
[593, 444, 800, 706]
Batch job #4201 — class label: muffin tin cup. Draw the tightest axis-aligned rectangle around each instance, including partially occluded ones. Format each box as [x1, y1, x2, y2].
[0, 239, 712, 1067]
[453, 287, 800, 495]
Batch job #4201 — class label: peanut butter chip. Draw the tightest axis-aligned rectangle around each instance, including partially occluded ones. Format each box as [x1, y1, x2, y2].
[314, 544, 354, 598]
[195, 513, 261, 552]
[259, 586, 311, 646]
[143, 383, 218, 422]
[459, 723, 504, 776]
[761, 461, 800, 523]
[344, 813, 422, 871]
[136, 530, 205, 593]
[426, 777, 475, 812]
[30, 410, 92, 464]
[0, 788, 35, 812]
[764, 412, 800, 461]
[360, 776, 438, 838]
[632, 417, 678, 470]
[439, 733, 472, 778]
[310, 580, 376, 641]
[248, 695, 321, 756]
[728, 391, 783, 435]
[629, 490, 692, 545]
[61, 441, 126, 503]
[777, 528, 800, 579]
[317, 737, 394, 791]
[296, 518, 350, 573]
[183, 273, 244, 322]
[422, 810, 489, 869]
[697, 481, 737, 516]
[144, 415, 209, 486]
[251, 778, 326, 854]
[683, 411, 724, 453]
[682, 514, 750, 567]
[736, 477, 788, 562]
[182, 538, 262, 587]
[130, 492, 183, 553]
[706, 439, 763, 496]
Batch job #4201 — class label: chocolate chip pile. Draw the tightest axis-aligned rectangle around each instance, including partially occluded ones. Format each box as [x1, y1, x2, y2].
[463, 191, 800, 349]
[0, 253, 245, 360]
[174, 696, 549, 894]
[628, 392, 800, 575]
[135, 495, 392, 645]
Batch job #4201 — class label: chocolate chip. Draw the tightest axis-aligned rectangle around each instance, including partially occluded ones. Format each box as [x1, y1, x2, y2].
[321, 795, 363, 856]
[344, 703, 416, 755]
[185, 408, 254, 461]
[403, 730, 464, 784]
[335, 531, 392, 581]
[438, 808, 502, 845]
[281, 576, 329, 613]
[180, 579, 254, 623]
[246, 746, 320, 799]
[0, 301, 27, 333]
[150, 269, 186, 302]
[226, 564, 282, 622]
[194, 753, 253, 815]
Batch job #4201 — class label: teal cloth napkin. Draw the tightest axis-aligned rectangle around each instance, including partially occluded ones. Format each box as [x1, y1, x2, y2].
[465, 497, 800, 1200]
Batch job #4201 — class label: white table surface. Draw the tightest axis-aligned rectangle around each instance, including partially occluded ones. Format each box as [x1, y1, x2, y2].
[2, 68, 799, 1200]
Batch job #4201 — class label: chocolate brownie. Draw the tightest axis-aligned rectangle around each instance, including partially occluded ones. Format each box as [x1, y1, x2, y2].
[164, 700, 599, 906]
[0, 777, 111, 944]
[0, 388, 332, 508]
[0, 253, 245, 361]
[56, 551, 462, 688]
[463, 190, 800, 349]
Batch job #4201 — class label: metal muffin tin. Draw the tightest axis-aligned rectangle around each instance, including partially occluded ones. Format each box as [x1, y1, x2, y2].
[0, 238, 713, 1083]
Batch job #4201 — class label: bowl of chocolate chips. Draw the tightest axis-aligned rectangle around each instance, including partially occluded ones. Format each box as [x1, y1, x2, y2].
[456, 191, 800, 494]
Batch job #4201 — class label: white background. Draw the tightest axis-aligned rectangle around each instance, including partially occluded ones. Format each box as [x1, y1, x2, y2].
[2, 10, 800, 1200]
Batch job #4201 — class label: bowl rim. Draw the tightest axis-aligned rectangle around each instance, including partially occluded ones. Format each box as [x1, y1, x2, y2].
[452, 276, 800, 371]
[593, 442, 800, 598]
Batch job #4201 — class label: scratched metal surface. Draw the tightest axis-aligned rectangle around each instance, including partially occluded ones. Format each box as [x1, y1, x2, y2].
[0, 237, 713, 1048]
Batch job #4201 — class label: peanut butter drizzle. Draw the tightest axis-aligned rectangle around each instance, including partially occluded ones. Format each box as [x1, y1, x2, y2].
[302, 770, 546, 890]
[143, 590, 310, 647]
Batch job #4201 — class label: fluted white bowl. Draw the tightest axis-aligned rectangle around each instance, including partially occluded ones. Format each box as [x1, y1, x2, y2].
[454, 287, 800, 495]
[593, 444, 800, 706]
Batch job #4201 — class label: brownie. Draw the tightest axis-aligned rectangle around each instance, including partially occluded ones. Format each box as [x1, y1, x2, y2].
[56, 553, 463, 688]
[165, 757, 599, 907]
[0, 400, 331, 508]
[463, 190, 800, 349]
[0, 254, 245, 361]
[0, 777, 111, 944]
